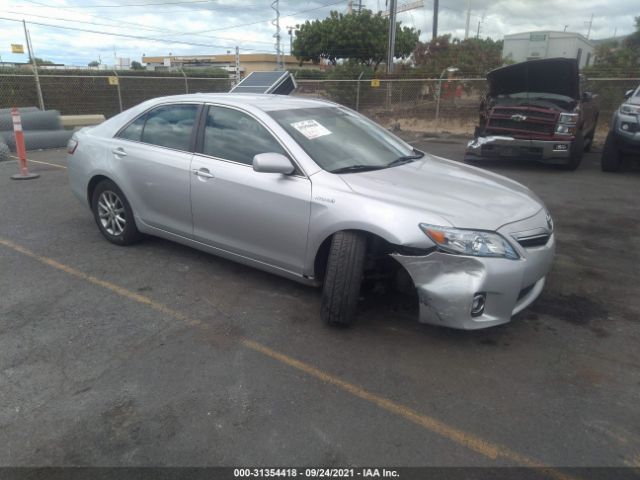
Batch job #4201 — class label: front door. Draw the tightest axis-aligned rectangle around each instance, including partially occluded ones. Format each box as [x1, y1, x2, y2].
[190, 105, 311, 275]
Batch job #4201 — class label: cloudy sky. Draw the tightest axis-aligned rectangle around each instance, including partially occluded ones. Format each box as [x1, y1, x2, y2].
[0, 0, 636, 67]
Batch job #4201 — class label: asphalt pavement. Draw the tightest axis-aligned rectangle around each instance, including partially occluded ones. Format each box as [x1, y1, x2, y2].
[0, 142, 639, 473]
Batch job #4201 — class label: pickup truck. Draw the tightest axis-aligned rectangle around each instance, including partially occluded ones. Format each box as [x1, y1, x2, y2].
[465, 58, 599, 170]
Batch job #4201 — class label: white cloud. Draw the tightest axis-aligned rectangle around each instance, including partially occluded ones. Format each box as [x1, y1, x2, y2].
[0, 0, 636, 67]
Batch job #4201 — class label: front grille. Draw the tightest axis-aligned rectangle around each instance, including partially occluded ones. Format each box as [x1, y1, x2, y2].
[492, 108, 557, 121]
[487, 118, 554, 135]
[516, 234, 550, 248]
[480, 144, 543, 159]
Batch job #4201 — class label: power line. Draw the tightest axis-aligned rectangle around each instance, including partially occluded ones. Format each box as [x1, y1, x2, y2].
[163, 0, 347, 37]
[6, 8, 276, 46]
[0, 15, 272, 52]
[17, 0, 220, 9]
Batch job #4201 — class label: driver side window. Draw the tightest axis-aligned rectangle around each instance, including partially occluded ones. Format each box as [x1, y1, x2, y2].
[203, 106, 286, 165]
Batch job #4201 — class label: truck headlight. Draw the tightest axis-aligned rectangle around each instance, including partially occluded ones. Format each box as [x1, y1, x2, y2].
[620, 103, 640, 115]
[558, 113, 578, 124]
[419, 224, 519, 259]
[556, 124, 577, 135]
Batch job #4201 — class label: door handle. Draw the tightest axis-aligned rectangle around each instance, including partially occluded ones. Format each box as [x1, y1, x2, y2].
[112, 147, 127, 157]
[193, 168, 214, 179]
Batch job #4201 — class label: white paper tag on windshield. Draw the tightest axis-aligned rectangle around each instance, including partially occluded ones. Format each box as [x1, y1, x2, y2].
[290, 119, 332, 140]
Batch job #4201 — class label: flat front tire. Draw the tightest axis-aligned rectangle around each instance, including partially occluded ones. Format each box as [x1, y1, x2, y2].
[601, 131, 623, 172]
[321, 231, 367, 327]
[91, 179, 141, 245]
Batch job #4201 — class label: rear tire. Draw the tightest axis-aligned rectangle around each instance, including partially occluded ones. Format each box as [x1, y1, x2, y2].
[563, 132, 584, 170]
[601, 131, 623, 172]
[321, 231, 367, 327]
[91, 179, 141, 246]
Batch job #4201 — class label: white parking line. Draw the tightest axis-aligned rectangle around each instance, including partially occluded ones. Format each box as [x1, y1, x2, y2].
[9, 155, 67, 169]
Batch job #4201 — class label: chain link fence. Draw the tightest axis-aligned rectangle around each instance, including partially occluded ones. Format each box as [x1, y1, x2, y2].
[296, 77, 640, 140]
[1, 71, 637, 140]
[0, 70, 231, 118]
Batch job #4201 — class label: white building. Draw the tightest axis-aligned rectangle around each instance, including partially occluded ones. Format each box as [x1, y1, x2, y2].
[502, 31, 595, 69]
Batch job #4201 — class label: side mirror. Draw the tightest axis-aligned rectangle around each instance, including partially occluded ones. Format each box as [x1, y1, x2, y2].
[624, 89, 634, 99]
[253, 152, 294, 175]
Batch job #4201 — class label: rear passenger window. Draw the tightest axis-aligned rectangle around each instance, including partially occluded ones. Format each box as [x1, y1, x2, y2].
[118, 113, 146, 142]
[203, 106, 286, 165]
[141, 104, 198, 151]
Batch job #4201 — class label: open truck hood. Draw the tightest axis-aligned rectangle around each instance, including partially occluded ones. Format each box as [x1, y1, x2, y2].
[487, 58, 579, 100]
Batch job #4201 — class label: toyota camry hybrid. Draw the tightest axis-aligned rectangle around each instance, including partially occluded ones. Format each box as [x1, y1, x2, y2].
[67, 93, 555, 330]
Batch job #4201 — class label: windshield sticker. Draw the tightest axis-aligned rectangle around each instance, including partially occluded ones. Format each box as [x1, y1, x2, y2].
[290, 119, 332, 140]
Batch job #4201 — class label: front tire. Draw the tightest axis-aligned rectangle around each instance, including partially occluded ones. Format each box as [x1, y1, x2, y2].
[601, 131, 623, 172]
[91, 179, 141, 245]
[563, 132, 584, 170]
[321, 231, 367, 327]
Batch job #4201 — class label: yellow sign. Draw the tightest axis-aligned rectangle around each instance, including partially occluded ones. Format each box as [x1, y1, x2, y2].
[371, 79, 380, 88]
[108, 76, 119, 86]
[11, 44, 25, 54]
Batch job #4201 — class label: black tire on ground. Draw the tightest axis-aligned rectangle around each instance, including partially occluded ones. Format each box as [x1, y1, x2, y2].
[563, 132, 584, 170]
[321, 231, 367, 327]
[91, 179, 142, 246]
[601, 131, 623, 172]
[584, 115, 598, 152]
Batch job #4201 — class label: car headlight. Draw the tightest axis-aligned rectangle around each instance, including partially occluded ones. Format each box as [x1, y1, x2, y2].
[419, 224, 519, 259]
[555, 124, 577, 135]
[558, 113, 578, 124]
[620, 103, 640, 115]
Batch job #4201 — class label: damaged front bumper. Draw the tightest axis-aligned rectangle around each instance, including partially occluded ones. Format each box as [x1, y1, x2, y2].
[465, 136, 572, 163]
[391, 232, 555, 330]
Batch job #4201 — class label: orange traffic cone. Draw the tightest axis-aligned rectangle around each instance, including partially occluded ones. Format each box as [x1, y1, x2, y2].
[10, 107, 39, 180]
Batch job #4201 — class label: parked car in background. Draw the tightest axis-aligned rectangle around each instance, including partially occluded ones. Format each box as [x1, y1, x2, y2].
[601, 84, 640, 172]
[68, 94, 554, 330]
[466, 58, 599, 170]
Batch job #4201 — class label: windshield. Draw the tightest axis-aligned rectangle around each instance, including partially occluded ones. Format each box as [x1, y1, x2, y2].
[268, 106, 418, 173]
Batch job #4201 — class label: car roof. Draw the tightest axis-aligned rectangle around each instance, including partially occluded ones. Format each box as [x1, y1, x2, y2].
[146, 93, 335, 112]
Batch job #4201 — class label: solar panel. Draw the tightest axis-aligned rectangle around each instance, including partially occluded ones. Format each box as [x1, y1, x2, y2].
[230, 71, 297, 95]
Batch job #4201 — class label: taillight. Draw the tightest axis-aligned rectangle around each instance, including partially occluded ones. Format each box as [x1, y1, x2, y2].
[67, 138, 78, 154]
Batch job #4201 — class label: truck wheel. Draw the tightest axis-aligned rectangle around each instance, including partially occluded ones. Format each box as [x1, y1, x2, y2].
[584, 115, 598, 152]
[321, 231, 367, 327]
[563, 132, 584, 170]
[91, 179, 142, 246]
[601, 132, 622, 172]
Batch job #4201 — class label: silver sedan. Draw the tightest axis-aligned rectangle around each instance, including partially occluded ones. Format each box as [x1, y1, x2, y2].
[68, 94, 554, 329]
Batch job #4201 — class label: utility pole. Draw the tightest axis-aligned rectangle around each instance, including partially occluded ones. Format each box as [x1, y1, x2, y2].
[235, 46, 240, 84]
[22, 20, 44, 111]
[357, 0, 363, 13]
[271, 0, 282, 69]
[464, 0, 471, 39]
[386, 0, 397, 73]
[432, 0, 439, 40]
[586, 13, 594, 39]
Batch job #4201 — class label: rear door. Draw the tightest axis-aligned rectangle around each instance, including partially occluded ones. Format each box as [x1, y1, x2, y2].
[109, 103, 200, 236]
[190, 105, 311, 275]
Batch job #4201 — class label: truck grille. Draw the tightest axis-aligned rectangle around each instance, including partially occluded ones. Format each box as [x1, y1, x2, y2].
[486, 107, 558, 137]
[488, 118, 554, 135]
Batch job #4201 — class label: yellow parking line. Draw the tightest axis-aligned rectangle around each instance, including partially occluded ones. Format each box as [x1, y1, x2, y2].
[0, 236, 576, 480]
[9, 155, 67, 169]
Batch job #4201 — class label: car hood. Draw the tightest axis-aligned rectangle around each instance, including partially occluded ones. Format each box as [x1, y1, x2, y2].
[339, 155, 544, 231]
[487, 58, 580, 100]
